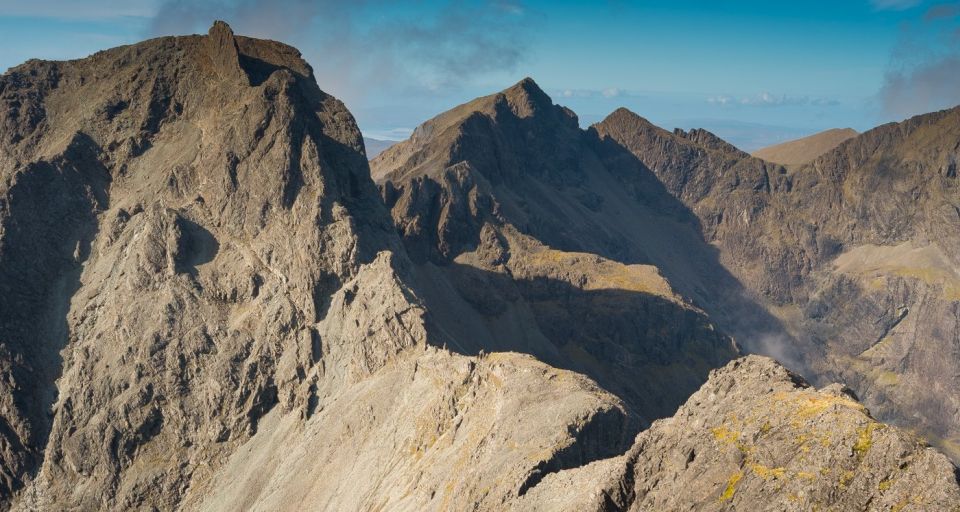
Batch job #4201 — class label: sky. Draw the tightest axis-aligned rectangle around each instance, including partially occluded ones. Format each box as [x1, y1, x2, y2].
[1, 0, 959, 150]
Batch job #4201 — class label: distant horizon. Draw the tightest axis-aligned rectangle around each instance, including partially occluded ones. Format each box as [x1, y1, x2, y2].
[361, 77, 885, 153]
[3, 0, 958, 151]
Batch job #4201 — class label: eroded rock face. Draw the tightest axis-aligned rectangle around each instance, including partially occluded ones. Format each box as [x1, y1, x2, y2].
[191, 349, 632, 511]
[0, 18, 412, 509]
[518, 356, 960, 512]
[595, 106, 960, 460]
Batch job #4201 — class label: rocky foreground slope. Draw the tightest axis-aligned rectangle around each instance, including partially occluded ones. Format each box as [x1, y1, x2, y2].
[0, 22, 958, 510]
[520, 356, 960, 512]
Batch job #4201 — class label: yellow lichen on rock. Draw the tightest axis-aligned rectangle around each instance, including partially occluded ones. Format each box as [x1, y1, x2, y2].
[719, 471, 743, 502]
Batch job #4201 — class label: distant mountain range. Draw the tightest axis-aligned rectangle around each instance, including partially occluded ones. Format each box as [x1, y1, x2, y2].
[752, 127, 859, 165]
[362, 136, 396, 159]
[657, 118, 816, 153]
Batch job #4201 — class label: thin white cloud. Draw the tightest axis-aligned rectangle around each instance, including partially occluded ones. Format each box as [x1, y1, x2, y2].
[555, 87, 635, 99]
[708, 93, 839, 107]
[870, 0, 923, 10]
[148, 0, 534, 101]
[742, 92, 800, 106]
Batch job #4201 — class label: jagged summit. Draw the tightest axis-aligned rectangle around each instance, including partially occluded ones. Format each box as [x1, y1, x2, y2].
[511, 76, 541, 89]
[675, 126, 747, 155]
[592, 107, 770, 204]
[448, 76, 575, 125]
[206, 20, 248, 84]
[595, 107, 747, 156]
[501, 76, 556, 118]
[370, 75, 579, 185]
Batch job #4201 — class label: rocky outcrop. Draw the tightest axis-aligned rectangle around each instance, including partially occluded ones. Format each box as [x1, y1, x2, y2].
[518, 356, 960, 511]
[189, 349, 632, 511]
[205, 21, 248, 84]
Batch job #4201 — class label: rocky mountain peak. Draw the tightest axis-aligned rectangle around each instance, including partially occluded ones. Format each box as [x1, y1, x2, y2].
[596, 108, 744, 157]
[0, 22, 387, 508]
[598, 107, 666, 136]
[601, 107, 659, 130]
[501, 76, 554, 118]
[205, 20, 248, 84]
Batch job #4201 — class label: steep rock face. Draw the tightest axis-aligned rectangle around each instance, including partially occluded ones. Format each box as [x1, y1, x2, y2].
[593, 109, 802, 302]
[518, 356, 960, 511]
[374, 78, 585, 261]
[372, 79, 741, 426]
[595, 106, 960, 459]
[0, 20, 403, 508]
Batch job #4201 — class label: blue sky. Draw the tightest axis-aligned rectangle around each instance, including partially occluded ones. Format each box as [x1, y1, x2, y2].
[2, 0, 959, 150]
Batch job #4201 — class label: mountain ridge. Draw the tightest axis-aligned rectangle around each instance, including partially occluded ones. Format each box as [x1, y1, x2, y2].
[596, 99, 960, 461]
[372, 77, 743, 426]
[1, 25, 958, 511]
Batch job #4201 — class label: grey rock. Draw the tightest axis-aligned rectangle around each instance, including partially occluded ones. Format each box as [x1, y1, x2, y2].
[206, 20, 248, 85]
[518, 356, 960, 511]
